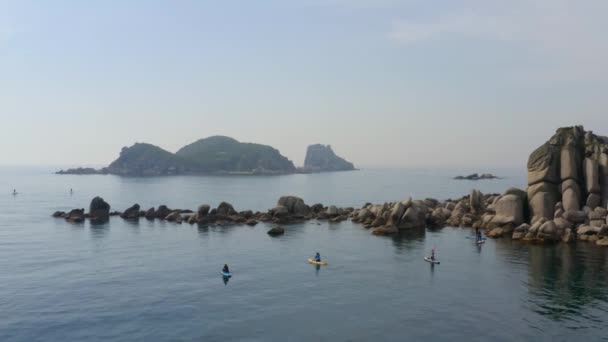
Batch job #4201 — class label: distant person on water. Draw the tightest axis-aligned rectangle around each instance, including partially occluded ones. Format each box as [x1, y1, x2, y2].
[70, 188, 73, 194]
[222, 264, 230, 274]
[12, 189, 16, 195]
[431, 248, 436, 261]
[314, 252, 321, 262]
[476, 230, 483, 242]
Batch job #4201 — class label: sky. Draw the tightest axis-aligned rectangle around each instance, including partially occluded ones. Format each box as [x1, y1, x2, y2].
[1, 0, 607, 169]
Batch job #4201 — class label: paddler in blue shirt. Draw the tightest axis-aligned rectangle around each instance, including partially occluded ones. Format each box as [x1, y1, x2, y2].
[222, 264, 230, 274]
[314, 252, 321, 262]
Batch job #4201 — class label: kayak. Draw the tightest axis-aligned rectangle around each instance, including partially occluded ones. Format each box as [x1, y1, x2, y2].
[424, 257, 440, 264]
[466, 236, 486, 240]
[307, 258, 328, 266]
[221, 271, 232, 278]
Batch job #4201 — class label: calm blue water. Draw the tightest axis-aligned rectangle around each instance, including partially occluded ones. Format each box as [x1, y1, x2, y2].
[1, 167, 607, 341]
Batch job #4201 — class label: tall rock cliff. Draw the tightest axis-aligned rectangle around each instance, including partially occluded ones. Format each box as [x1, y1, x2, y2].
[527, 126, 608, 221]
[303, 144, 355, 172]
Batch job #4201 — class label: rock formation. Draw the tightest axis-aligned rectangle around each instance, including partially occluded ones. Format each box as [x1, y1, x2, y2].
[89, 197, 110, 223]
[453, 173, 499, 180]
[302, 144, 355, 172]
[525, 126, 608, 244]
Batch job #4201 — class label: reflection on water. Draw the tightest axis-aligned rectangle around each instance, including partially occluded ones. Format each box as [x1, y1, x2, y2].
[88, 222, 109, 239]
[222, 275, 230, 285]
[390, 229, 425, 253]
[526, 243, 608, 324]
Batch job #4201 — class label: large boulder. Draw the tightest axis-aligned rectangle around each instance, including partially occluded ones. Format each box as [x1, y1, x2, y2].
[144, 207, 156, 220]
[327, 205, 338, 216]
[165, 211, 183, 223]
[470, 189, 484, 214]
[277, 196, 310, 216]
[197, 204, 210, 217]
[597, 237, 608, 246]
[217, 202, 236, 216]
[538, 220, 558, 241]
[372, 225, 398, 235]
[563, 210, 586, 223]
[493, 194, 524, 226]
[267, 226, 285, 236]
[120, 204, 141, 220]
[398, 205, 426, 229]
[528, 184, 559, 221]
[89, 197, 110, 223]
[156, 205, 171, 219]
[66, 208, 85, 223]
[273, 205, 289, 218]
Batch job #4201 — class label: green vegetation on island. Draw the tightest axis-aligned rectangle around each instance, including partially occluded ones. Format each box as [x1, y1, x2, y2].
[56, 136, 297, 176]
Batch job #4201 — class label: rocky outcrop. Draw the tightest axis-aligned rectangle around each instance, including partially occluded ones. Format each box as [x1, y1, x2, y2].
[267, 226, 285, 236]
[277, 196, 311, 217]
[66, 209, 85, 223]
[524, 126, 608, 245]
[89, 197, 110, 223]
[120, 204, 141, 220]
[144, 208, 156, 220]
[302, 144, 355, 172]
[527, 126, 607, 220]
[351, 197, 435, 234]
[453, 173, 499, 180]
[155, 205, 171, 219]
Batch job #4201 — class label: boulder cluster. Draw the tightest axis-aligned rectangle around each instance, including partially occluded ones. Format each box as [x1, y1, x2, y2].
[52, 195, 353, 234]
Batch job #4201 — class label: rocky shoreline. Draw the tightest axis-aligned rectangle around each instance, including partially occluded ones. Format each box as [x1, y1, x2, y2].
[51, 126, 608, 247]
[52, 188, 608, 247]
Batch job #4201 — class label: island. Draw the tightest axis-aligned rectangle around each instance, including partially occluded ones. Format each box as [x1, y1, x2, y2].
[299, 144, 355, 172]
[56, 137, 357, 176]
[56, 136, 297, 176]
[453, 173, 499, 180]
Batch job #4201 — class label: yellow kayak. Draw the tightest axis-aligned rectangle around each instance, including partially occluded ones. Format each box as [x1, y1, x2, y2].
[308, 258, 328, 266]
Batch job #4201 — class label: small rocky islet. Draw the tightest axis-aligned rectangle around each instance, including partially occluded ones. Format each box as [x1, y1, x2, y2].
[453, 173, 499, 180]
[52, 126, 608, 247]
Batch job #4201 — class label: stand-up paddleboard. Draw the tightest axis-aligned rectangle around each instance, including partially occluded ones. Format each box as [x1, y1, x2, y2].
[476, 239, 486, 244]
[424, 257, 440, 264]
[308, 258, 328, 266]
[466, 236, 486, 240]
[221, 271, 232, 278]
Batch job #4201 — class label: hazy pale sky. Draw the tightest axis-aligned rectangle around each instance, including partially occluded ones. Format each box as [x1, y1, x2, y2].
[1, 0, 607, 168]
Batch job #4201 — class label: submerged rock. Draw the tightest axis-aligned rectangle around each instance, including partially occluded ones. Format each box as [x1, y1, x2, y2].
[267, 226, 285, 236]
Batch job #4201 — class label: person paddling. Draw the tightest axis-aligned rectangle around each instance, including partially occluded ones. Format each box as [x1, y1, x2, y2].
[430, 248, 436, 261]
[222, 264, 230, 274]
[314, 252, 321, 262]
[12, 189, 17, 195]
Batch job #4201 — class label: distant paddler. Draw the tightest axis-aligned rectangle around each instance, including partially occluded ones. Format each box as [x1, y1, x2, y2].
[308, 252, 328, 265]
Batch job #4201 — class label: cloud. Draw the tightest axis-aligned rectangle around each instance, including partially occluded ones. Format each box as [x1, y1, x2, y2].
[387, 0, 608, 82]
